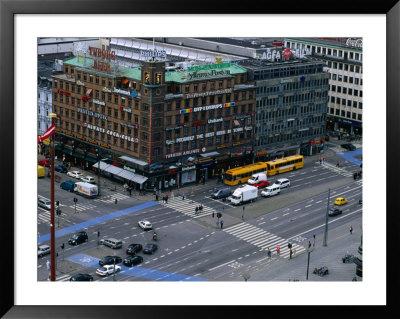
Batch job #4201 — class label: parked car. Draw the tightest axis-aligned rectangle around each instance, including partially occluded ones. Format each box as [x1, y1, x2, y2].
[123, 255, 143, 267]
[138, 220, 152, 230]
[272, 178, 290, 189]
[126, 243, 143, 255]
[67, 170, 84, 179]
[143, 243, 158, 254]
[38, 197, 51, 210]
[253, 180, 270, 189]
[69, 274, 93, 281]
[328, 208, 343, 217]
[38, 245, 50, 258]
[68, 231, 88, 245]
[334, 197, 348, 206]
[80, 176, 96, 184]
[55, 165, 68, 173]
[96, 264, 121, 276]
[98, 256, 122, 266]
[341, 143, 356, 151]
[38, 159, 50, 167]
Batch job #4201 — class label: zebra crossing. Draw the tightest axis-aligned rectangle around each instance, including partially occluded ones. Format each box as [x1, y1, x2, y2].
[56, 274, 70, 281]
[319, 161, 353, 178]
[94, 193, 130, 204]
[69, 202, 97, 212]
[160, 197, 217, 219]
[223, 222, 306, 259]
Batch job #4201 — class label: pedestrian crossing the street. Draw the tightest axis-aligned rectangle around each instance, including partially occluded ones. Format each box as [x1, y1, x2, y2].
[223, 223, 305, 259]
[94, 193, 130, 204]
[160, 197, 217, 219]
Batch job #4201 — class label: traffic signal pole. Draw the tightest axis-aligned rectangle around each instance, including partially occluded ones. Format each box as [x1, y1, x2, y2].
[323, 188, 330, 247]
[49, 113, 57, 281]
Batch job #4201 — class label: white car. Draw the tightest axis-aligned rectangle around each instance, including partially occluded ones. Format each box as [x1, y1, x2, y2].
[138, 220, 152, 230]
[38, 245, 50, 258]
[67, 171, 84, 179]
[272, 178, 290, 189]
[96, 264, 121, 276]
[80, 176, 96, 184]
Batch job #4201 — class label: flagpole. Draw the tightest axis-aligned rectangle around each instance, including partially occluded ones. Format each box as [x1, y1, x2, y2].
[49, 113, 57, 281]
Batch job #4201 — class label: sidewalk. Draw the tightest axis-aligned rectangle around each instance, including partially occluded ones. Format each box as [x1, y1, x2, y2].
[249, 219, 363, 281]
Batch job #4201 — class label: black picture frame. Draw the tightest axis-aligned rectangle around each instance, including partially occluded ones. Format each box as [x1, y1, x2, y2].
[1, 0, 398, 317]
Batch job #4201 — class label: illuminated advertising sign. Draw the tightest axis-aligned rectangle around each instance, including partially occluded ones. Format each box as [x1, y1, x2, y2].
[88, 46, 115, 73]
[346, 38, 363, 48]
[140, 49, 167, 59]
[186, 62, 232, 80]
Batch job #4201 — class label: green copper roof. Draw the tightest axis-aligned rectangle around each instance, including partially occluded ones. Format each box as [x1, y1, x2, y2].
[64, 56, 142, 80]
[64, 57, 247, 83]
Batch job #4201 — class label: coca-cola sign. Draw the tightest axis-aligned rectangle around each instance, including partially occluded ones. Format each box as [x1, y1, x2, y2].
[346, 38, 363, 49]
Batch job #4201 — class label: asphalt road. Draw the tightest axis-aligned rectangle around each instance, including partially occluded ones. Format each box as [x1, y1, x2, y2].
[37, 145, 363, 282]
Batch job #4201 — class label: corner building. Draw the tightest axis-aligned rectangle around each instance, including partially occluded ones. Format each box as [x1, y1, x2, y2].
[52, 51, 255, 191]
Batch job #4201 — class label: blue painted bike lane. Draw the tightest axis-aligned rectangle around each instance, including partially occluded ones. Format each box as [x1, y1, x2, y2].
[67, 253, 207, 281]
[337, 148, 362, 166]
[38, 201, 158, 244]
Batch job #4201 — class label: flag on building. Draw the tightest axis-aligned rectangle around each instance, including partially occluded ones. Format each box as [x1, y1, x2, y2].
[38, 123, 55, 143]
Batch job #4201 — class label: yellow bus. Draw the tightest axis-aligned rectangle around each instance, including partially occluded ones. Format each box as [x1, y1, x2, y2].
[266, 155, 304, 176]
[223, 162, 268, 186]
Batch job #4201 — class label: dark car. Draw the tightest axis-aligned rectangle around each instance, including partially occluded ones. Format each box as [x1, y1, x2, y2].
[341, 143, 356, 151]
[69, 273, 94, 281]
[328, 208, 343, 217]
[55, 165, 68, 173]
[123, 255, 144, 267]
[99, 256, 122, 266]
[143, 243, 158, 254]
[126, 243, 143, 255]
[68, 231, 88, 245]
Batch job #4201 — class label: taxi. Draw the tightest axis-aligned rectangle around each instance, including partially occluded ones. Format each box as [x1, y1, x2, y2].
[334, 197, 348, 206]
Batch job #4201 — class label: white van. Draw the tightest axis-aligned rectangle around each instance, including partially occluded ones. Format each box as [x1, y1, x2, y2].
[247, 172, 267, 185]
[261, 185, 281, 197]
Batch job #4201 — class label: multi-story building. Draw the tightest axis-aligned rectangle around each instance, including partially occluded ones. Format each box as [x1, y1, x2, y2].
[52, 47, 255, 191]
[284, 37, 363, 136]
[239, 56, 329, 160]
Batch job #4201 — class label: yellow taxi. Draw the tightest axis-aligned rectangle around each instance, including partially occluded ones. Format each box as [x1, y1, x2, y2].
[334, 197, 348, 206]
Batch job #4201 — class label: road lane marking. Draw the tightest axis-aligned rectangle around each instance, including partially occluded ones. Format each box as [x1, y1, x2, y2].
[208, 260, 236, 271]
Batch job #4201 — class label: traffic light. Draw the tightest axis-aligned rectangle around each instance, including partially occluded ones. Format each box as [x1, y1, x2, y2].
[97, 231, 100, 237]
[56, 207, 61, 215]
[217, 213, 222, 218]
[56, 201, 60, 206]
[73, 197, 78, 203]
[61, 243, 65, 250]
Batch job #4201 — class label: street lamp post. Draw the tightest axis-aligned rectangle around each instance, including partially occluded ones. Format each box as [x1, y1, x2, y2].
[306, 240, 313, 280]
[49, 113, 57, 281]
[323, 188, 331, 247]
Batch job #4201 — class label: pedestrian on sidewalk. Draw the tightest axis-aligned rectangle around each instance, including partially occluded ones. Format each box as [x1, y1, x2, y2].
[212, 212, 215, 218]
[165, 194, 168, 204]
[156, 194, 159, 201]
[350, 225, 353, 234]
[220, 220, 224, 229]
[336, 161, 340, 167]
[128, 187, 132, 196]
[182, 193, 185, 200]
[276, 245, 280, 255]
[162, 196, 166, 204]
[115, 198, 118, 204]
[267, 247, 271, 258]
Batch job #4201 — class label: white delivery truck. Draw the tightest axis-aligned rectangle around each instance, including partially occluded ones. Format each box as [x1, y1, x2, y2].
[74, 182, 99, 198]
[247, 172, 267, 185]
[230, 185, 258, 205]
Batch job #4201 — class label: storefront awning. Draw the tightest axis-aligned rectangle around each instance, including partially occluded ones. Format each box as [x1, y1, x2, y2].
[85, 156, 97, 163]
[119, 155, 148, 167]
[200, 151, 220, 158]
[63, 148, 73, 155]
[93, 161, 148, 184]
[73, 152, 85, 159]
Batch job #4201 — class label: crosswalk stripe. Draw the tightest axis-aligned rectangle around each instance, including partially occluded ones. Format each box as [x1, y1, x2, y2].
[56, 274, 70, 281]
[160, 197, 217, 219]
[223, 222, 305, 258]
